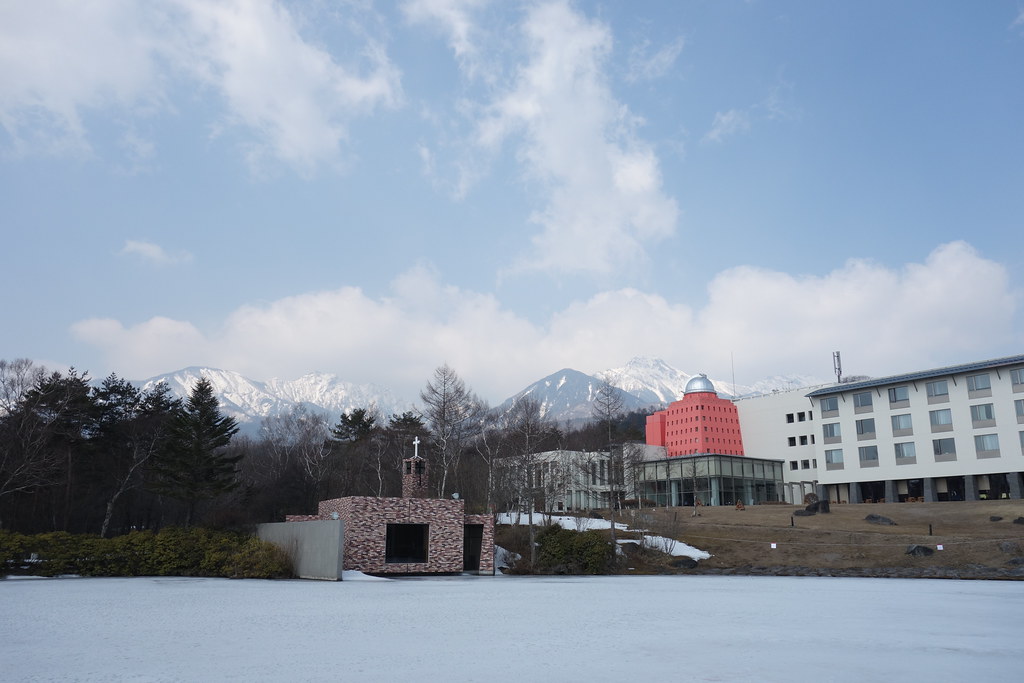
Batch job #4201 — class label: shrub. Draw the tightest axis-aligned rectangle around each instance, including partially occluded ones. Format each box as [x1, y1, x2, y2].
[535, 525, 614, 575]
[0, 528, 292, 579]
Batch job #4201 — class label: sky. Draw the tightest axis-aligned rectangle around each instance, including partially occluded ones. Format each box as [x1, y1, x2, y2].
[2, 0, 1023, 405]
[4, 575, 1022, 680]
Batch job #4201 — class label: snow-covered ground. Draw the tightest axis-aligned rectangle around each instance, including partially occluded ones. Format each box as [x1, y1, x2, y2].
[2, 575, 1020, 681]
[496, 511, 711, 559]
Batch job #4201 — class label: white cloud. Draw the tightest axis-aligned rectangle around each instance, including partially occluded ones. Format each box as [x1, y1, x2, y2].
[72, 242, 1021, 404]
[625, 37, 684, 83]
[0, 0, 163, 156]
[174, 0, 402, 174]
[119, 240, 193, 266]
[0, 0, 401, 172]
[473, 1, 679, 276]
[403, 0, 487, 70]
[703, 108, 751, 144]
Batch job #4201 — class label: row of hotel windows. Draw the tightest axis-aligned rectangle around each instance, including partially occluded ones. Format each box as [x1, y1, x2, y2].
[823, 431, 1024, 466]
[818, 369, 1024, 414]
[821, 399, 1024, 440]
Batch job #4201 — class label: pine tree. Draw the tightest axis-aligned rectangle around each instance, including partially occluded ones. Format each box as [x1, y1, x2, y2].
[152, 377, 240, 527]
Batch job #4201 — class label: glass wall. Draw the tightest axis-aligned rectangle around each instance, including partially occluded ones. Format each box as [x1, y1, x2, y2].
[637, 454, 783, 506]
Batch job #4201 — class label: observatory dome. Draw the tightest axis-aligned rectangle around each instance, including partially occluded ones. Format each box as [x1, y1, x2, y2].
[684, 374, 717, 395]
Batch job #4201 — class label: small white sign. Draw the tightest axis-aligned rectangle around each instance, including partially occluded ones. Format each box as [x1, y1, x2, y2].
[936, 544, 944, 551]
[770, 543, 777, 549]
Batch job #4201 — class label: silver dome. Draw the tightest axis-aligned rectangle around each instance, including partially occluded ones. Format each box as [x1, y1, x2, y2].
[684, 374, 716, 395]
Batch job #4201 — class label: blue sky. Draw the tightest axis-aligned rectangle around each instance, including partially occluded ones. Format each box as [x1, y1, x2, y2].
[2, 0, 1022, 404]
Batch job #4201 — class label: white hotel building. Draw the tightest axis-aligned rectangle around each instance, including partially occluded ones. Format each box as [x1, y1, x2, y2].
[737, 354, 1024, 504]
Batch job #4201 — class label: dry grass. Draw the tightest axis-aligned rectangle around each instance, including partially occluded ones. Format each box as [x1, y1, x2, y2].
[614, 500, 1024, 578]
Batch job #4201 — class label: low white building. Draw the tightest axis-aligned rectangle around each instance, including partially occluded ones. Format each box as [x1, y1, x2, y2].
[738, 354, 1024, 504]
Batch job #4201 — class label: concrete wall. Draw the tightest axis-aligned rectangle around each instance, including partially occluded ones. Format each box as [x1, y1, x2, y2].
[257, 520, 344, 581]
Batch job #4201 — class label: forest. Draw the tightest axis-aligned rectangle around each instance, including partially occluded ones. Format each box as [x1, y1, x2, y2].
[0, 359, 646, 535]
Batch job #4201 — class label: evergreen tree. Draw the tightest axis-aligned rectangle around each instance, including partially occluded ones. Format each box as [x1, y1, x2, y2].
[152, 377, 240, 527]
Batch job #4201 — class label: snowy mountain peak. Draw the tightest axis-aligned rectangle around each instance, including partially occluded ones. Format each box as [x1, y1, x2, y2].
[138, 367, 410, 435]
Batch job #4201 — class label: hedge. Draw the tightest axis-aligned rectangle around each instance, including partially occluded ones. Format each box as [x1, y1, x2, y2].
[0, 528, 293, 579]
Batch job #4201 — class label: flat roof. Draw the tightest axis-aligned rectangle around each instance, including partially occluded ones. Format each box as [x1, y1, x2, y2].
[804, 353, 1024, 398]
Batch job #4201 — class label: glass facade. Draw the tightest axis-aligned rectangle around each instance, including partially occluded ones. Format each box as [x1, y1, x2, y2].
[636, 454, 784, 507]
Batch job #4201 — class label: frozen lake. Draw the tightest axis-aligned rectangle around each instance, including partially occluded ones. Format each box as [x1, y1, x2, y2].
[2, 574, 1021, 681]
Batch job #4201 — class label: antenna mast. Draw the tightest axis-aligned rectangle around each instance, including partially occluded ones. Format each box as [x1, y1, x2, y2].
[833, 351, 843, 384]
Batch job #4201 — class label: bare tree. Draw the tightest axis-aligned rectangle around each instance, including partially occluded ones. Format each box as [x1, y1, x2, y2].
[419, 364, 481, 497]
[260, 404, 332, 504]
[591, 376, 624, 547]
[506, 397, 556, 567]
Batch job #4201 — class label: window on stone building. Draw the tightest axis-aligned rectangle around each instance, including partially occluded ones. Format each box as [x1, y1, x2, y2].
[385, 524, 429, 564]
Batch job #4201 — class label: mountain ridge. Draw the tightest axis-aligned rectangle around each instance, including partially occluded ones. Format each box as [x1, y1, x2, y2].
[136, 358, 823, 433]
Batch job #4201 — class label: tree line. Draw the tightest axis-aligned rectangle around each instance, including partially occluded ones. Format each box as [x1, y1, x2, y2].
[0, 359, 645, 535]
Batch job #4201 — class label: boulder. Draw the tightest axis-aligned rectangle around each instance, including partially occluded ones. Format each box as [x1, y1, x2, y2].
[1013, 517, 1024, 525]
[865, 514, 897, 526]
[670, 557, 699, 569]
[989, 516, 1003, 522]
[998, 541, 1021, 554]
[906, 544, 935, 557]
[793, 509, 816, 517]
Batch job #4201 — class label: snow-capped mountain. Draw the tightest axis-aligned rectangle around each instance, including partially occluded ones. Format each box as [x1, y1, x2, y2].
[138, 367, 408, 434]
[136, 360, 823, 436]
[602, 356, 821, 402]
[495, 367, 652, 426]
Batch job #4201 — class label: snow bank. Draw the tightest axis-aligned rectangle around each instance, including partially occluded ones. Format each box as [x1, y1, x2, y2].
[495, 512, 710, 560]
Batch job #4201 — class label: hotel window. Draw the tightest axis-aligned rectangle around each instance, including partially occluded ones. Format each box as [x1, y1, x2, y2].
[799, 435, 808, 445]
[820, 396, 839, 413]
[824, 448, 843, 464]
[970, 403, 995, 424]
[891, 413, 913, 432]
[974, 433, 1000, 455]
[789, 460, 799, 471]
[855, 418, 875, 439]
[888, 386, 909, 405]
[933, 437, 957, 457]
[823, 423, 841, 440]
[853, 392, 873, 410]
[788, 437, 796, 447]
[926, 380, 949, 403]
[786, 413, 795, 423]
[894, 442, 916, 459]
[1016, 399, 1024, 420]
[858, 445, 878, 463]
[1012, 368, 1024, 388]
[966, 373, 991, 392]
[929, 408, 953, 430]
[801, 459, 810, 469]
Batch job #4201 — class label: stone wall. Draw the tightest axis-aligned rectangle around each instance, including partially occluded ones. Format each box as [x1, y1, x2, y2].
[465, 513, 495, 574]
[318, 496, 467, 574]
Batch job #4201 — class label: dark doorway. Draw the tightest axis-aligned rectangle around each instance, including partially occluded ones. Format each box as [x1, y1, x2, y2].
[385, 524, 429, 563]
[939, 476, 965, 501]
[463, 524, 483, 571]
